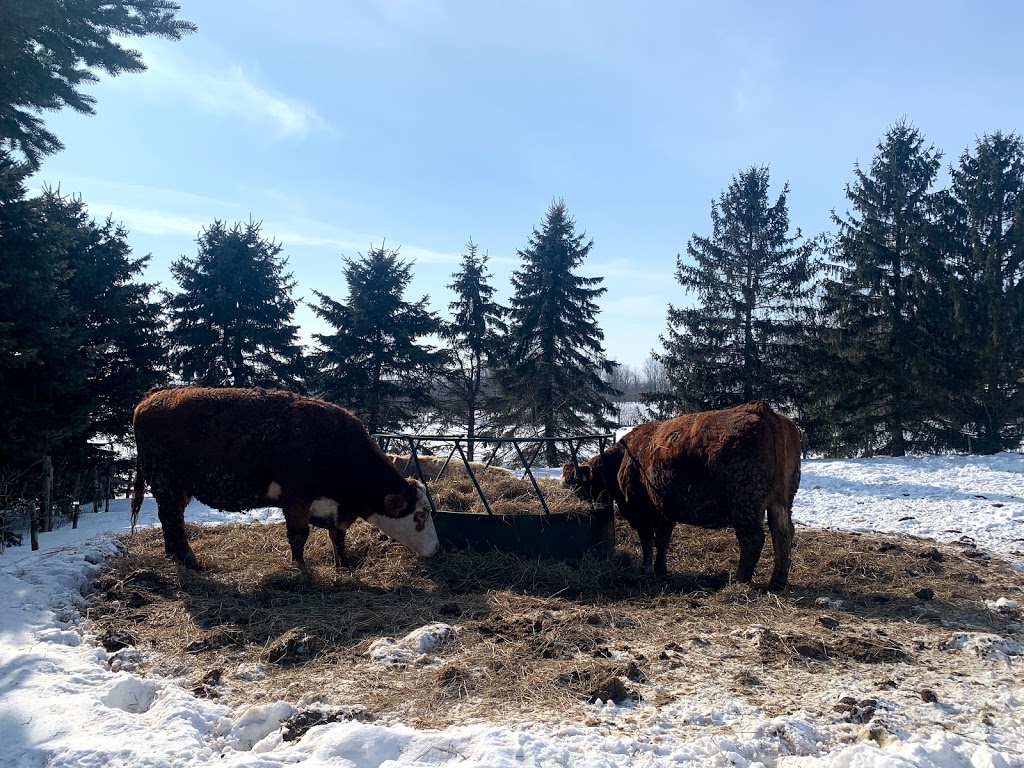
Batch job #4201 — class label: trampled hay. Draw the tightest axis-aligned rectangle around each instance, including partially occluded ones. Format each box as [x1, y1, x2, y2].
[88, 511, 1024, 731]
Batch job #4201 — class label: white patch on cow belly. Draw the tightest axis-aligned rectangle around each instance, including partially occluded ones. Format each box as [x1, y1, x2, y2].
[367, 510, 439, 558]
[267, 482, 282, 501]
[309, 498, 339, 527]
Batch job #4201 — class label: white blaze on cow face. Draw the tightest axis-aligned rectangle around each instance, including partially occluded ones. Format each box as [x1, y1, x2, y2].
[366, 481, 439, 557]
[267, 482, 282, 501]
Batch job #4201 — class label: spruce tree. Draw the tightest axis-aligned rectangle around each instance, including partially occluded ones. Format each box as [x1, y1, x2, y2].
[0, 151, 81, 468]
[0, 0, 195, 167]
[944, 132, 1024, 453]
[165, 220, 306, 390]
[657, 166, 815, 414]
[38, 190, 165, 442]
[310, 244, 447, 434]
[436, 240, 506, 458]
[820, 121, 948, 456]
[0, 155, 163, 485]
[498, 199, 618, 465]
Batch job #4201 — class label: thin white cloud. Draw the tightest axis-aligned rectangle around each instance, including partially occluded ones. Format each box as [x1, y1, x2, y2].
[88, 203, 206, 237]
[136, 44, 324, 138]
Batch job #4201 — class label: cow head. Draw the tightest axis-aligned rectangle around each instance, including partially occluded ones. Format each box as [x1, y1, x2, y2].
[366, 478, 439, 557]
[561, 456, 610, 504]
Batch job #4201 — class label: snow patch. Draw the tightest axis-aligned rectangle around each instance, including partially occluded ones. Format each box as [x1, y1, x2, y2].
[100, 676, 158, 713]
[368, 622, 457, 664]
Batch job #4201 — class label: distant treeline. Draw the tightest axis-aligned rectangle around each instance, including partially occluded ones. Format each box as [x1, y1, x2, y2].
[2, 119, 1023, 513]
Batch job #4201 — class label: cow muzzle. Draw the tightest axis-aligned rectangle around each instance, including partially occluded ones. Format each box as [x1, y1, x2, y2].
[366, 506, 440, 558]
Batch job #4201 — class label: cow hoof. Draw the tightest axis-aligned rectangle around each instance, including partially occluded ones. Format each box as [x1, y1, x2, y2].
[767, 579, 788, 592]
[174, 553, 202, 571]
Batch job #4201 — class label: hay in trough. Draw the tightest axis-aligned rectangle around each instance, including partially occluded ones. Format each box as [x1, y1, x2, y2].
[389, 454, 594, 515]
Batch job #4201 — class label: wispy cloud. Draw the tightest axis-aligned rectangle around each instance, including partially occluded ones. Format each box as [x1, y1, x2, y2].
[134, 43, 325, 138]
[87, 203, 207, 237]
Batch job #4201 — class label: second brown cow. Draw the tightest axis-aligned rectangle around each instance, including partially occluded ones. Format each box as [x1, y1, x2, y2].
[562, 401, 801, 590]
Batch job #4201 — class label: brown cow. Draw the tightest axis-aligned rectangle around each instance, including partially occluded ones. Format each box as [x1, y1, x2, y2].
[562, 401, 801, 590]
[131, 386, 439, 570]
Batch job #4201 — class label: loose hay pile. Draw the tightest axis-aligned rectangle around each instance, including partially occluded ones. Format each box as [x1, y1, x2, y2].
[88, 516, 1024, 732]
[389, 454, 587, 515]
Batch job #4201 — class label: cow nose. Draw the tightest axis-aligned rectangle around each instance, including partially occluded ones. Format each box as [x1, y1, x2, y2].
[418, 539, 440, 558]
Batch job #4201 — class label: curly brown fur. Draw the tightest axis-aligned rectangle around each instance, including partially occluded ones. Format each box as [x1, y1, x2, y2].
[563, 401, 801, 589]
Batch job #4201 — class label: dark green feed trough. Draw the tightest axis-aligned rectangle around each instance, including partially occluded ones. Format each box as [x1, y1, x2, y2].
[431, 505, 615, 561]
[375, 433, 616, 562]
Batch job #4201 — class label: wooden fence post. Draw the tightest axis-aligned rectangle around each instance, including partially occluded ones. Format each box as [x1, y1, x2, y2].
[104, 459, 113, 513]
[43, 456, 53, 533]
[33, 456, 53, 549]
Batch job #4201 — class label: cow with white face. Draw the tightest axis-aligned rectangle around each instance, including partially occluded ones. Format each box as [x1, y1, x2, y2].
[131, 386, 439, 571]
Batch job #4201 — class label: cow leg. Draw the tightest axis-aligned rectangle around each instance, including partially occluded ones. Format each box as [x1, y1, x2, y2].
[283, 501, 312, 570]
[766, 501, 795, 590]
[733, 518, 766, 584]
[635, 521, 657, 575]
[152, 482, 199, 570]
[653, 519, 674, 576]
[328, 522, 351, 569]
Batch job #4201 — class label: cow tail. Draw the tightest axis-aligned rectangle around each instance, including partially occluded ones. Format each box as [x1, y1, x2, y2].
[130, 455, 146, 531]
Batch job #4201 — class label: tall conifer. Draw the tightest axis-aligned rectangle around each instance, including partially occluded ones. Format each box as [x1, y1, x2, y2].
[165, 220, 306, 390]
[437, 240, 506, 458]
[0, 0, 195, 167]
[657, 166, 815, 413]
[310, 244, 447, 433]
[820, 121, 947, 456]
[0, 152, 80, 468]
[498, 200, 617, 465]
[38, 191, 165, 443]
[944, 132, 1024, 453]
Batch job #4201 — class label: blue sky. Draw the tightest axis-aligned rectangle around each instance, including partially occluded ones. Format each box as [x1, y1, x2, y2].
[30, 0, 1024, 370]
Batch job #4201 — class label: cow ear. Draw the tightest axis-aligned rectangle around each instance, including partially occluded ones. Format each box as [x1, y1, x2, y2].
[384, 493, 408, 517]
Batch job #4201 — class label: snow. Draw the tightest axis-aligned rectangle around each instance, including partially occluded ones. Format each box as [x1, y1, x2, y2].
[368, 623, 458, 665]
[1, 453, 1023, 767]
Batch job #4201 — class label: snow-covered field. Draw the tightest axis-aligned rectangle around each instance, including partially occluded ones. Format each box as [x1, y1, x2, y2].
[1, 453, 1022, 767]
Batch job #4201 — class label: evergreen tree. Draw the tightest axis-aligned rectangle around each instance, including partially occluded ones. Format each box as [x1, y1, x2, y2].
[657, 166, 815, 414]
[0, 153, 163, 491]
[820, 121, 948, 456]
[165, 220, 306, 390]
[310, 244, 447, 433]
[944, 132, 1024, 453]
[498, 199, 618, 465]
[0, 151, 81, 468]
[0, 0, 195, 167]
[38, 190, 165, 442]
[436, 240, 506, 458]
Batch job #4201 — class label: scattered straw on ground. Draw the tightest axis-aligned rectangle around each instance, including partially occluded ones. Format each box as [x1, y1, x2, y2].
[87, 514, 1024, 733]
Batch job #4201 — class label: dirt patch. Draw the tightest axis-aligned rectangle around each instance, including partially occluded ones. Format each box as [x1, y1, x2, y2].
[87, 519, 1024, 730]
